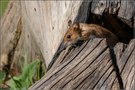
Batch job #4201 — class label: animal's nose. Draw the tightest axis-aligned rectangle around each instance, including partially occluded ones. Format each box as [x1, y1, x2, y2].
[64, 41, 72, 47]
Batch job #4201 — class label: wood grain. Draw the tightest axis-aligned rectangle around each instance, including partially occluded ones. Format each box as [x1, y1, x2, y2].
[29, 39, 135, 90]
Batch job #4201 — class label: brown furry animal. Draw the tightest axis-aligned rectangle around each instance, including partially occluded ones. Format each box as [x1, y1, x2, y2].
[63, 20, 118, 46]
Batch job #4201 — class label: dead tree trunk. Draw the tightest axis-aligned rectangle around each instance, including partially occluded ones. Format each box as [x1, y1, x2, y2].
[29, 38, 135, 90]
[0, 0, 134, 90]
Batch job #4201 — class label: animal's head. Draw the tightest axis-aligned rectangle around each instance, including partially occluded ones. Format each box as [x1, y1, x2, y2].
[63, 20, 82, 47]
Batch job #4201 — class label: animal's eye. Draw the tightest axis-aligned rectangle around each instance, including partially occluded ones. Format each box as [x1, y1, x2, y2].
[67, 35, 71, 39]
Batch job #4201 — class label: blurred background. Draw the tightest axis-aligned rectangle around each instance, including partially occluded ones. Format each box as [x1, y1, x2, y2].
[0, 0, 8, 18]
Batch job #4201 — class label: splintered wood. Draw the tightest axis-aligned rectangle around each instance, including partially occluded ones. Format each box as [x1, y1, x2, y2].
[29, 39, 135, 90]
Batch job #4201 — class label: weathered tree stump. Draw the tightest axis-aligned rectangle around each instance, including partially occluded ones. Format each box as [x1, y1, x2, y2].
[29, 39, 135, 90]
[0, 0, 134, 89]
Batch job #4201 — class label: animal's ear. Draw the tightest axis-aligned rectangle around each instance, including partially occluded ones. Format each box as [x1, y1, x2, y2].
[73, 23, 79, 30]
[68, 20, 72, 27]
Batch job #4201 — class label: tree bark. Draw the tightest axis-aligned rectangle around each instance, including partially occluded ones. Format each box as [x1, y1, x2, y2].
[29, 39, 135, 90]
